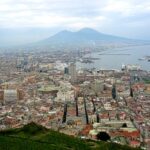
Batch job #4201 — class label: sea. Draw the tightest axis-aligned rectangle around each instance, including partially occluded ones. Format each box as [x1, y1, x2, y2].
[76, 44, 150, 71]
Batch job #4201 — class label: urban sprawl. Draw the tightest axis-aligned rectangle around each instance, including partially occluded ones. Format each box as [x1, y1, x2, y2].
[0, 50, 150, 149]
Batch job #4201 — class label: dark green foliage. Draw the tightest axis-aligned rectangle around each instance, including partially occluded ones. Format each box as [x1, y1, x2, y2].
[0, 128, 16, 136]
[84, 98, 89, 124]
[0, 123, 141, 150]
[75, 97, 79, 116]
[97, 132, 111, 141]
[112, 84, 116, 99]
[143, 78, 150, 84]
[21, 122, 47, 135]
[92, 99, 96, 113]
[62, 103, 68, 123]
[96, 112, 100, 123]
[122, 123, 127, 128]
[130, 87, 133, 97]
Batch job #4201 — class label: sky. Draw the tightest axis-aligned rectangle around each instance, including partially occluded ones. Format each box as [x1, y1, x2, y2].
[0, 0, 150, 46]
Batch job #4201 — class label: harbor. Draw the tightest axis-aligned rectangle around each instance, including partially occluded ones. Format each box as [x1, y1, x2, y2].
[77, 45, 150, 71]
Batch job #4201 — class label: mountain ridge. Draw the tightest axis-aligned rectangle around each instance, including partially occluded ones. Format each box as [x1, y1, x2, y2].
[6, 28, 150, 51]
[29, 27, 138, 51]
[42, 28, 131, 43]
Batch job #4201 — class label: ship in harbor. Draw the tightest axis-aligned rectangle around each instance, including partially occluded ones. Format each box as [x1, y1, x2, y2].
[138, 56, 150, 62]
[122, 64, 141, 71]
[79, 57, 99, 64]
[80, 58, 94, 63]
[145, 56, 150, 62]
[138, 57, 145, 61]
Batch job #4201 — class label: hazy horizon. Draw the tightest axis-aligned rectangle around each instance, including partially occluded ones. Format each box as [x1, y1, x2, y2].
[0, 0, 150, 46]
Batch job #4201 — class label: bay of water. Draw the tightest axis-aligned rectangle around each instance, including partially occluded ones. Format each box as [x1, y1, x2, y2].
[77, 44, 150, 71]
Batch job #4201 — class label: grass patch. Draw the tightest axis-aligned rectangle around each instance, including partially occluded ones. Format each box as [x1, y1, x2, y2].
[0, 122, 141, 150]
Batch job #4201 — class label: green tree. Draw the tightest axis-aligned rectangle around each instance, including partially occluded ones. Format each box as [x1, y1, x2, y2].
[130, 87, 133, 97]
[112, 84, 116, 99]
[97, 132, 111, 141]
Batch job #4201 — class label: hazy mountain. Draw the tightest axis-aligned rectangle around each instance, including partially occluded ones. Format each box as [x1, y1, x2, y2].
[28, 28, 146, 51]
[2, 28, 149, 51]
[39, 28, 131, 44]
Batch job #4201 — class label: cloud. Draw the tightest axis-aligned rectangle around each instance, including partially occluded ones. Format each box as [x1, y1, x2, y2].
[0, 0, 107, 28]
[102, 0, 150, 16]
[0, 0, 150, 40]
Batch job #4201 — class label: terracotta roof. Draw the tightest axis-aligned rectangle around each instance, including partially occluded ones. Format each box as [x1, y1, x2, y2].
[80, 125, 93, 136]
[130, 140, 140, 146]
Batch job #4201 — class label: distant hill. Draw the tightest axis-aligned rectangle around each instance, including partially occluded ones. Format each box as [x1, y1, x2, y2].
[24, 27, 149, 51]
[2, 28, 149, 52]
[0, 122, 141, 150]
[44, 28, 130, 43]
[1, 28, 150, 51]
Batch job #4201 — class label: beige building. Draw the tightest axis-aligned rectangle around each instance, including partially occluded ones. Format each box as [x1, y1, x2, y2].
[4, 90, 18, 104]
[69, 63, 77, 83]
[0, 90, 4, 104]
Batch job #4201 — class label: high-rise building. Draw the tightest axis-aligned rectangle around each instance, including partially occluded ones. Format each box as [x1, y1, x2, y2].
[0, 90, 4, 104]
[69, 63, 77, 83]
[64, 67, 69, 75]
[4, 90, 18, 104]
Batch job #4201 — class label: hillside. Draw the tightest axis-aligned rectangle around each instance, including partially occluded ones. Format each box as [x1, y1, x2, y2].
[5, 28, 149, 51]
[0, 122, 141, 150]
[35, 28, 135, 48]
[23, 28, 150, 51]
[43, 28, 130, 43]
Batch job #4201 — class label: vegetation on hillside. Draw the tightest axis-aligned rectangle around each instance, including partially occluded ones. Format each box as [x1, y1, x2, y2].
[0, 122, 141, 150]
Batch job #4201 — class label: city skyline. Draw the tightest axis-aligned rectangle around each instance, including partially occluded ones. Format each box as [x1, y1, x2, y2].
[0, 0, 150, 46]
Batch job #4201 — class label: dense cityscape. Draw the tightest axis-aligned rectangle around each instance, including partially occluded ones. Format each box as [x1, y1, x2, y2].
[1, 0, 150, 149]
[0, 49, 149, 149]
